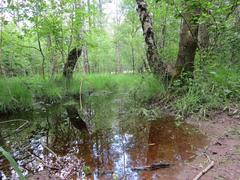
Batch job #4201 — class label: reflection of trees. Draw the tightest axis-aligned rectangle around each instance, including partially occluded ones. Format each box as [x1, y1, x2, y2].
[46, 103, 114, 175]
[66, 105, 88, 132]
[146, 117, 201, 163]
[119, 118, 149, 167]
[84, 95, 117, 131]
[0, 131, 5, 147]
[122, 117, 206, 169]
[91, 129, 114, 175]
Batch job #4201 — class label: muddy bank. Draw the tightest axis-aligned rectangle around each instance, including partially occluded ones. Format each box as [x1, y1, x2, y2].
[177, 112, 240, 180]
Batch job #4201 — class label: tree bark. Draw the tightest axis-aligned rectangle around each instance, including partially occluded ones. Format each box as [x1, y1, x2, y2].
[131, 44, 135, 73]
[115, 42, 122, 73]
[175, 11, 200, 76]
[136, 0, 168, 78]
[63, 48, 82, 78]
[82, 45, 90, 74]
[198, 24, 209, 50]
[37, 32, 46, 79]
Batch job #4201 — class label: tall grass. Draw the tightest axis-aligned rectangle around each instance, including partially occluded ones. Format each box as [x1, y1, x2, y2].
[0, 78, 32, 113]
[170, 67, 240, 117]
[1, 67, 238, 116]
[0, 73, 163, 113]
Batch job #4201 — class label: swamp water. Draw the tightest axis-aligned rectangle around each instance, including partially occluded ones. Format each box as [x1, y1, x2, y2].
[0, 93, 207, 179]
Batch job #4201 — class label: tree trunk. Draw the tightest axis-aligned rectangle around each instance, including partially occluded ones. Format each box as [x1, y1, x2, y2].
[115, 43, 122, 73]
[36, 29, 46, 79]
[136, 0, 168, 78]
[175, 11, 200, 76]
[131, 44, 135, 73]
[159, 21, 167, 49]
[198, 24, 209, 50]
[82, 45, 90, 74]
[63, 48, 82, 78]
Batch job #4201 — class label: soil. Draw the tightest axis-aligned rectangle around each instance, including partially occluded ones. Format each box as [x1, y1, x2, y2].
[177, 111, 240, 180]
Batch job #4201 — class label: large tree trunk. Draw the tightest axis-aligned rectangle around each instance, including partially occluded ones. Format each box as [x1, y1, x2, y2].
[63, 48, 82, 78]
[136, 0, 168, 78]
[175, 12, 200, 76]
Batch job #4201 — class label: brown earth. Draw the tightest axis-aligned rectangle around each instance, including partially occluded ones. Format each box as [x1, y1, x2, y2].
[177, 111, 240, 180]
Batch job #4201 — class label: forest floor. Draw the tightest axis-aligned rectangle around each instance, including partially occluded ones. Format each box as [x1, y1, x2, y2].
[177, 111, 240, 180]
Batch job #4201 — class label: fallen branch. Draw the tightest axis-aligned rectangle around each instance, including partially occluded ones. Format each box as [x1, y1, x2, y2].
[193, 161, 214, 180]
[2, 119, 30, 138]
[0, 119, 28, 124]
[132, 162, 172, 171]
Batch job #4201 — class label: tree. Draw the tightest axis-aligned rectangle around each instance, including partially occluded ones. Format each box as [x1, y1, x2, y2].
[135, 0, 169, 78]
[175, 2, 201, 76]
[135, 0, 203, 81]
[63, 48, 82, 78]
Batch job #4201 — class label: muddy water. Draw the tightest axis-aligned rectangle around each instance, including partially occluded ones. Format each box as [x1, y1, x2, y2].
[0, 93, 207, 179]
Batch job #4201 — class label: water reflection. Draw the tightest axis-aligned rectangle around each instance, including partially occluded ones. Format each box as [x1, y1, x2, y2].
[0, 94, 207, 179]
[66, 105, 88, 132]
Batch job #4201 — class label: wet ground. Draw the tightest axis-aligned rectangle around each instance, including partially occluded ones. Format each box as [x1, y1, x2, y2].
[0, 93, 208, 179]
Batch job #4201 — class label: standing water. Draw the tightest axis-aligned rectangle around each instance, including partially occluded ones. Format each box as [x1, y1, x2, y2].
[0, 93, 207, 179]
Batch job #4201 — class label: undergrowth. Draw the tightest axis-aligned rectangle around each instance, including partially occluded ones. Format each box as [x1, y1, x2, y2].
[169, 66, 240, 118]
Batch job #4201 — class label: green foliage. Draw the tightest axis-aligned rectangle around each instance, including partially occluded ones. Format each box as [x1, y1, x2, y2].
[0, 77, 33, 112]
[171, 66, 240, 117]
[0, 0, 240, 118]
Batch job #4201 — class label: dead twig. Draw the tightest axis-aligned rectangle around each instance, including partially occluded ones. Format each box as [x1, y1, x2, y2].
[15, 121, 29, 132]
[1, 119, 30, 138]
[41, 144, 58, 159]
[0, 119, 28, 124]
[27, 151, 59, 171]
[41, 143, 66, 168]
[193, 161, 214, 180]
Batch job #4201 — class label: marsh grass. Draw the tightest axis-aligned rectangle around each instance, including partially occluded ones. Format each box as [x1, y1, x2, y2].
[0, 68, 239, 116]
[0, 73, 163, 113]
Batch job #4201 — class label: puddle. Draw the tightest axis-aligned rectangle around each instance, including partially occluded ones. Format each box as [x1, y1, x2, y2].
[0, 94, 207, 179]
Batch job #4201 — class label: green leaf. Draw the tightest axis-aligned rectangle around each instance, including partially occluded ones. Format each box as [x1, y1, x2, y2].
[0, 147, 26, 180]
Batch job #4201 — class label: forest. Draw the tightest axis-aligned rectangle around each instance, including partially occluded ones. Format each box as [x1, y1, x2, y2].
[0, 0, 240, 179]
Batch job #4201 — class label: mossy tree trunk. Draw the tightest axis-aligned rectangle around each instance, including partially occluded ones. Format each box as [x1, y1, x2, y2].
[136, 0, 201, 81]
[136, 0, 168, 78]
